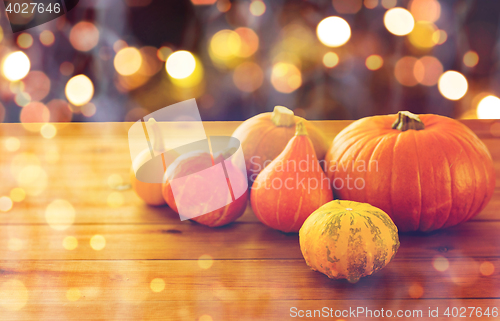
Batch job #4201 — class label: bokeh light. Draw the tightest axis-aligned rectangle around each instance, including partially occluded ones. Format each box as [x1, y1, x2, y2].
[139, 46, 163, 76]
[90, 235, 106, 251]
[5, 137, 21, 152]
[477, 95, 500, 119]
[384, 8, 415, 36]
[438, 71, 468, 100]
[17, 33, 33, 49]
[381, 0, 397, 9]
[63, 236, 78, 250]
[333, 0, 362, 14]
[69, 21, 100, 52]
[217, 0, 231, 12]
[408, 21, 437, 49]
[150, 278, 166, 292]
[8, 238, 24, 251]
[409, 0, 441, 22]
[113, 40, 128, 53]
[408, 283, 424, 298]
[249, 0, 266, 16]
[463, 50, 479, 68]
[199, 315, 213, 321]
[23, 71, 51, 101]
[41, 124, 57, 139]
[2, 51, 31, 81]
[432, 255, 450, 271]
[166, 50, 196, 79]
[40, 30, 55, 46]
[234, 27, 259, 58]
[20, 102, 50, 123]
[413, 56, 443, 86]
[10, 188, 26, 202]
[47, 99, 73, 122]
[45, 199, 76, 231]
[395, 56, 419, 86]
[65, 75, 94, 106]
[107, 192, 124, 207]
[431, 30, 447, 45]
[323, 52, 339, 68]
[479, 261, 495, 276]
[316, 17, 351, 47]
[0, 196, 13, 212]
[209, 29, 242, 67]
[60, 61, 74, 76]
[198, 254, 214, 269]
[233, 61, 264, 92]
[66, 288, 81, 301]
[114, 47, 143, 76]
[14, 92, 31, 107]
[365, 55, 383, 70]
[81, 102, 97, 117]
[364, 0, 378, 9]
[157, 46, 172, 61]
[0, 280, 28, 311]
[271, 62, 302, 93]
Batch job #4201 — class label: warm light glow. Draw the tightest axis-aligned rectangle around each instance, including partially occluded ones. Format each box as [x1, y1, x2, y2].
[114, 47, 143, 76]
[249, 0, 266, 16]
[479, 261, 495, 276]
[413, 56, 443, 86]
[365, 55, 383, 70]
[40, 30, 55, 46]
[408, 283, 424, 298]
[210, 30, 242, 61]
[234, 27, 259, 58]
[81, 103, 97, 117]
[431, 30, 447, 45]
[333, 0, 362, 14]
[15, 92, 31, 107]
[65, 75, 94, 106]
[107, 192, 124, 207]
[166, 50, 196, 79]
[10, 188, 26, 202]
[408, 21, 437, 49]
[150, 278, 166, 292]
[216, 0, 231, 12]
[63, 236, 78, 250]
[20, 102, 50, 123]
[40, 123, 57, 139]
[107, 174, 123, 188]
[233, 62, 263, 92]
[409, 0, 441, 22]
[69, 22, 100, 52]
[316, 17, 351, 47]
[0, 280, 28, 311]
[5, 137, 21, 152]
[23, 71, 51, 101]
[199, 315, 213, 321]
[438, 71, 468, 101]
[432, 255, 449, 271]
[323, 52, 339, 68]
[16, 164, 48, 196]
[45, 199, 76, 231]
[60, 61, 74, 76]
[477, 95, 500, 119]
[463, 51, 479, 68]
[2, 51, 31, 81]
[17, 33, 33, 49]
[157, 46, 172, 61]
[0, 196, 13, 212]
[113, 40, 128, 52]
[364, 0, 378, 9]
[66, 288, 81, 301]
[381, 0, 397, 9]
[395, 56, 419, 87]
[271, 62, 302, 93]
[8, 238, 23, 251]
[198, 254, 214, 269]
[190, 0, 216, 4]
[384, 8, 415, 36]
[90, 235, 106, 251]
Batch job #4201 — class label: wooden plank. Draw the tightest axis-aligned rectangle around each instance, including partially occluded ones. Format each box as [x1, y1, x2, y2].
[1, 221, 500, 260]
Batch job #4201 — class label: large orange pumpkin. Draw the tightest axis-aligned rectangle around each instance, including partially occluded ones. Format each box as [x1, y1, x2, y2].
[232, 106, 328, 183]
[325, 111, 496, 232]
[251, 121, 333, 232]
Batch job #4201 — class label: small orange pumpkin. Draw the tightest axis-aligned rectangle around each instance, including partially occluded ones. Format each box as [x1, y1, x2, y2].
[232, 106, 328, 183]
[251, 121, 333, 232]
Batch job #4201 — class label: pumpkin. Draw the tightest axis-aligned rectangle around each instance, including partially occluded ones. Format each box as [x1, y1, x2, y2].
[325, 111, 496, 232]
[251, 121, 333, 233]
[299, 200, 399, 283]
[162, 151, 248, 227]
[232, 106, 329, 183]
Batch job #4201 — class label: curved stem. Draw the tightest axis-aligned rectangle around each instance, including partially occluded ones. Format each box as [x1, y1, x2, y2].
[391, 111, 425, 131]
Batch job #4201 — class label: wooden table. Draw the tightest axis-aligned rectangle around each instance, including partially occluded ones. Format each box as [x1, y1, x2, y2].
[0, 120, 499, 320]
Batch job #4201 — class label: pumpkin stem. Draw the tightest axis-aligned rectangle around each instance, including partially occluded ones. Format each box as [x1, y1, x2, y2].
[391, 111, 425, 131]
[295, 121, 308, 136]
[271, 106, 295, 127]
[147, 118, 166, 153]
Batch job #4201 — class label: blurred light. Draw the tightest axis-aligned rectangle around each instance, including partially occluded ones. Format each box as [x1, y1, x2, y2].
[41, 124, 57, 139]
[98, 46, 113, 61]
[10, 188, 26, 202]
[0, 280, 28, 311]
[199, 316, 213, 321]
[408, 21, 437, 49]
[438, 71, 468, 100]
[114, 47, 142, 76]
[381, 0, 397, 9]
[66, 288, 81, 301]
[0, 196, 13, 212]
[63, 236, 78, 250]
[249, 0, 266, 16]
[2, 51, 31, 81]
[8, 238, 23, 251]
[0, 26, 3, 43]
[40, 30, 55, 46]
[432, 255, 449, 271]
[210, 30, 241, 62]
[271, 62, 302, 93]
[9, 81, 25, 94]
[463, 51, 479, 68]
[333, 0, 362, 14]
[234, 27, 259, 57]
[157, 46, 172, 61]
[216, 0, 231, 12]
[23, 71, 51, 101]
[479, 261, 495, 276]
[47, 99, 73, 122]
[107, 174, 123, 188]
[44, 144, 60, 164]
[60, 61, 74, 76]
[14, 92, 31, 107]
[0, 102, 4, 123]
[20, 102, 50, 123]
[90, 235, 106, 251]
[364, 0, 378, 9]
[65, 75, 94, 106]
[490, 122, 500, 136]
[11, 153, 40, 178]
[323, 52, 339, 68]
[107, 192, 124, 207]
[408, 283, 424, 298]
[413, 56, 443, 86]
[409, 0, 441, 22]
[233, 61, 263, 92]
[5, 137, 21, 152]
[139, 47, 163, 76]
[191, 0, 216, 4]
[166, 50, 196, 79]
[431, 30, 447, 45]
[365, 55, 383, 70]
[150, 278, 166, 292]
[113, 40, 128, 53]
[477, 95, 500, 119]
[125, 107, 149, 122]
[384, 8, 414, 36]
[45, 199, 76, 231]
[316, 17, 351, 47]
[198, 254, 214, 269]
[69, 21, 99, 52]
[81, 102, 96, 117]
[395, 56, 419, 86]
[17, 33, 33, 49]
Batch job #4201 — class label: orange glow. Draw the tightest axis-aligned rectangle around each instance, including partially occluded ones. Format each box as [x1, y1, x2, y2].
[216, 0, 231, 12]
[479, 261, 495, 276]
[381, 0, 397, 9]
[365, 55, 383, 70]
[249, 0, 266, 16]
[40, 30, 55, 46]
[139, 47, 163, 76]
[323, 52, 339, 68]
[463, 51, 479, 67]
[364, 0, 378, 9]
[65, 75, 94, 106]
[408, 21, 437, 49]
[409, 0, 441, 22]
[235, 28, 259, 58]
[20, 102, 50, 123]
[384, 8, 414, 36]
[23, 71, 51, 101]
[332, 0, 362, 14]
[69, 22, 100, 52]
[432, 255, 449, 272]
[317, 17, 351, 47]
[113, 40, 128, 53]
[157, 46, 172, 61]
[191, 0, 216, 4]
[114, 47, 142, 76]
[395, 56, 419, 86]
[271, 62, 302, 93]
[408, 283, 424, 298]
[438, 71, 468, 100]
[60, 61, 74, 76]
[432, 30, 447, 45]
[47, 99, 73, 122]
[233, 61, 263, 92]
[17, 33, 33, 49]
[81, 103, 97, 117]
[413, 56, 443, 86]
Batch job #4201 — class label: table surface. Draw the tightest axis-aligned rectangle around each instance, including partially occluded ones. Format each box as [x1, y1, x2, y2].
[0, 120, 499, 320]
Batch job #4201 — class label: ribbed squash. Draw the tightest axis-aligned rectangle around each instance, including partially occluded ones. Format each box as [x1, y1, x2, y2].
[299, 200, 399, 283]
